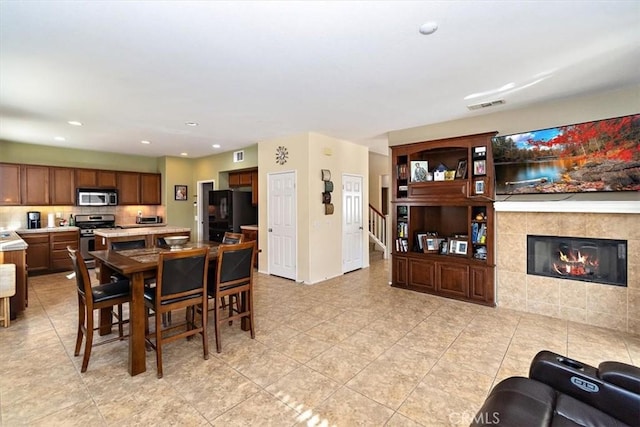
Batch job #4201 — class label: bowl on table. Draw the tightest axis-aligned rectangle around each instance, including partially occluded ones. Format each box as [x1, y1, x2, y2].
[163, 236, 190, 249]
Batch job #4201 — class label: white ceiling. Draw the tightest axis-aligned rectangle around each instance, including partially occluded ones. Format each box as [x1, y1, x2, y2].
[1, 1, 639, 158]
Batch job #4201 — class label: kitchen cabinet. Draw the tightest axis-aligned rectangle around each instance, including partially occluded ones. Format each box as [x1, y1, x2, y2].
[391, 132, 496, 306]
[117, 172, 141, 205]
[140, 173, 161, 205]
[75, 169, 117, 188]
[20, 233, 50, 273]
[50, 167, 75, 205]
[240, 226, 258, 268]
[4, 162, 160, 206]
[229, 169, 258, 206]
[251, 170, 258, 206]
[0, 248, 27, 319]
[0, 163, 21, 205]
[50, 230, 79, 271]
[21, 165, 50, 205]
[18, 230, 79, 274]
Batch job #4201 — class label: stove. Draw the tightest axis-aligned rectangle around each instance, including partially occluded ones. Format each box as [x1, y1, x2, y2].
[75, 214, 117, 268]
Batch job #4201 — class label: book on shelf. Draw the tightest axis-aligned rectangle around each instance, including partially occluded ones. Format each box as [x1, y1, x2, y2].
[397, 164, 408, 180]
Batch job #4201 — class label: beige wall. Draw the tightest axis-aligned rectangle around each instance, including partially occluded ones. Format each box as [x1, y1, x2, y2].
[388, 85, 640, 146]
[368, 151, 391, 213]
[192, 145, 258, 188]
[257, 132, 369, 284]
[497, 211, 639, 334]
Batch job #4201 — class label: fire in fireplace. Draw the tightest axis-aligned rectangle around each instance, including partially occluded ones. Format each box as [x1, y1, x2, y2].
[527, 235, 627, 287]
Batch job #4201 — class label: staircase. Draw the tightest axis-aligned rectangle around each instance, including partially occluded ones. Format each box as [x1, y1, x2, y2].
[368, 204, 389, 260]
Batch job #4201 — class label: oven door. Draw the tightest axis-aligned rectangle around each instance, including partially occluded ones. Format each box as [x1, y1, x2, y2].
[79, 235, 96, 268]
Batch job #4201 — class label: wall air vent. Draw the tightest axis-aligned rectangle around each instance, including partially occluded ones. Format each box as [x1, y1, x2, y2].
[233, 150, 244, 162]
[467, 99, 506, 111]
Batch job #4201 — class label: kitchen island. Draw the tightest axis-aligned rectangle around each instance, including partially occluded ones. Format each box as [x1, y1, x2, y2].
[0, 231, 28, 319]
[94, 226, 192, 250]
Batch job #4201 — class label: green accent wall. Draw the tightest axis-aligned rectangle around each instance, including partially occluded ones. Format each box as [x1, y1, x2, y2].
[0, 140, 160, 172]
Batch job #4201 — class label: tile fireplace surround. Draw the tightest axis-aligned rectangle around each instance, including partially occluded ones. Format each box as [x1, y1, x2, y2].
[496, 206, 639, 335]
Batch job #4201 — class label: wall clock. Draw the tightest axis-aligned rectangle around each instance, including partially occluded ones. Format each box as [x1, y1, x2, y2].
[275, 146, 288, 165]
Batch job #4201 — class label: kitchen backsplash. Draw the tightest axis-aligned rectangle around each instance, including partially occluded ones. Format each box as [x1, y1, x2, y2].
[0, 205, 165, 230]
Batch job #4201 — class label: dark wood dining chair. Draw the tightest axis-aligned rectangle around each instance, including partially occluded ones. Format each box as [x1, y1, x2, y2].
[67, 247, 130, 373]
[218, 232, 245, 311]
[208, 241, 256, 353]
[144, 247, 209, 378]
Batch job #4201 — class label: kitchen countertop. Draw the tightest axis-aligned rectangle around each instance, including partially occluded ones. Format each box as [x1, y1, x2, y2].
[240, 225, 258, 231]
[94, 226, 191, 238]
[16, 226, 80, 234]
[0, 231, 28, 251]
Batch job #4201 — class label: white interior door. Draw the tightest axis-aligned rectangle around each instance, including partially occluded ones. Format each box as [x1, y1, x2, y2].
[343, 174, 363, 273]
[268, 171, 297, 280]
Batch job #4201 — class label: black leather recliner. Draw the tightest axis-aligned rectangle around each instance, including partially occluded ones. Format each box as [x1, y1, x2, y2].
[471, 350, 640, 427]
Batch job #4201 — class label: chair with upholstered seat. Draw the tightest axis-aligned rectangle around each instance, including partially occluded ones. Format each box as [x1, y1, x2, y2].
[68, 247, 130, 373]
[208, 241, 256, 353]
[144, 247, 209, 378]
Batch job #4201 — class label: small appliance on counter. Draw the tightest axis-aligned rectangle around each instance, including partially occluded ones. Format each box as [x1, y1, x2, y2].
[26, 211, 41, 229]
[136, 215, 163, 224]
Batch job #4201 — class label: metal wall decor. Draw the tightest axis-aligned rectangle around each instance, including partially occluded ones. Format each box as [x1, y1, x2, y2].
[321, 169, 333, 215]
[275, 146, 288, 165]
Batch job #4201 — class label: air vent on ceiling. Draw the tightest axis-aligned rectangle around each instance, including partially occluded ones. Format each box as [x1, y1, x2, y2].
[467, 99, 506, 111]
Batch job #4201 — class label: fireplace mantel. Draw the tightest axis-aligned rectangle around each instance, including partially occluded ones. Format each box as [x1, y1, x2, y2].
[495, 200, 639, 214]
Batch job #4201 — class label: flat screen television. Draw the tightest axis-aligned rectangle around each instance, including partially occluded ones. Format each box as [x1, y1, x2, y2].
[492, 114, 640, 195]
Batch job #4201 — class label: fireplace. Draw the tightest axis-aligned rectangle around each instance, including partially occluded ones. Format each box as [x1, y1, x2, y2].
[527, 235, 627, 287]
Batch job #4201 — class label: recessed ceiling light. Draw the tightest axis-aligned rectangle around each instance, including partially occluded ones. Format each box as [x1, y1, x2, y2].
[141, 140, 151, 144]
[212, 144, 221, 148]
[180, 152, 188, 156]
[67, 120, 83, 126]
[419, 21, 438, 35]
[185, 122, 198, 127]
[54, 136, 66, 141]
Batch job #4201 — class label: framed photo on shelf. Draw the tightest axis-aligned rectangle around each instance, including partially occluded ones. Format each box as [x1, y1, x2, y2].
[174, 185, 188, 201]
[426, 238, 439, 251]
[455, 159, 468, 179]
[410, 161, 429, 182]
[439, 239, 449, 254]
[473, 159, 486, 176]
[416, 233, 427, 250]
[455, 240, 468, 255]
[474, 179, 485, 195]
[449, 239, 458, 254]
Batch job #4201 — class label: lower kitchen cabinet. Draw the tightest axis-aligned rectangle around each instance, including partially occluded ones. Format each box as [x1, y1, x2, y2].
[50, 231, 79, 271]
[18, 230, 79, 275]
[19, 233, 50, 273]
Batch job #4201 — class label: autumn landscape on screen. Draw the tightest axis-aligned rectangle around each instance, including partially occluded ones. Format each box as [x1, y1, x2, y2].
[493, 114, 640, 194]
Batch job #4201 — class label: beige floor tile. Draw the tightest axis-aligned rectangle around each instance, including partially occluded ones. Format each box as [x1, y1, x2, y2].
[266, 366, 340, 411]
[3, 258, 638, 426]
[306, 346, 371, 384]
[346, 359, 420, 409]
[278, 333, 333, 363]
[301, 387, 394, 426]
[212, 390, 300, 426]
[28, 399, 106, 427]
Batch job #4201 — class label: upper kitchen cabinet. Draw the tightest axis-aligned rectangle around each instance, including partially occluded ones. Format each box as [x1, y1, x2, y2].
[50, 167, 75, 205]
[21, 165, 50, 205]
[0, 163, 21, 205]
[140, 173, 161, 205]
[75, 169, 117, 188]
[117, 172, 161, 205]
[117, 172, 141, 205]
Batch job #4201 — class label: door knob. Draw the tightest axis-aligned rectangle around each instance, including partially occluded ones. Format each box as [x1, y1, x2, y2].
[268, 228, 273, 232]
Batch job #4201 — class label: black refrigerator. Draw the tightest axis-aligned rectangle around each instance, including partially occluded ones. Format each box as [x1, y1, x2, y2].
[208, 190, 257, 242]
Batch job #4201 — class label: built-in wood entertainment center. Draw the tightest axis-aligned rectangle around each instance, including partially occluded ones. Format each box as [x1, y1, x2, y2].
[391, 132, 496, 306]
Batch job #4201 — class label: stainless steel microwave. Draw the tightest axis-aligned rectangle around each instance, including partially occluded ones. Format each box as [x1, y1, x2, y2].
[76, 189, 118, 206]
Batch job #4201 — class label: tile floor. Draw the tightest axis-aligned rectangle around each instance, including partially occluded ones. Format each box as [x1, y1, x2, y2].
[1, 258, 639, 426]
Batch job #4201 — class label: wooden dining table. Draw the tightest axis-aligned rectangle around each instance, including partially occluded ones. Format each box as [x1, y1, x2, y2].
[90, 242, 219, 376]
